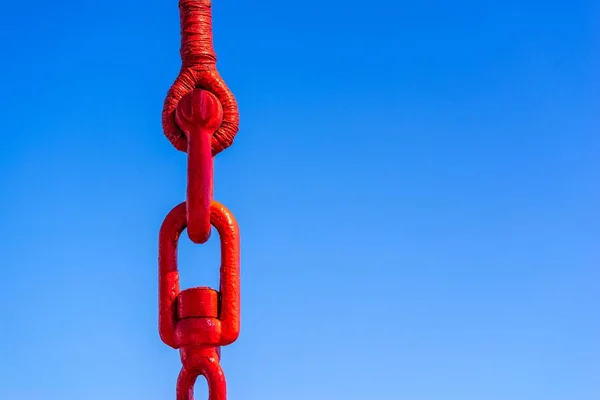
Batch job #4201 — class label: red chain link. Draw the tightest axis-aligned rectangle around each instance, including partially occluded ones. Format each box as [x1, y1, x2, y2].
[159, 1, 240, 399]
[175, 90, 222, 244]
[159, 202, 240, 349]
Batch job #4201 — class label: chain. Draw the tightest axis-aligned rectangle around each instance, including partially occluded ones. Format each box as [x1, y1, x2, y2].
[159, 1, 240, 399]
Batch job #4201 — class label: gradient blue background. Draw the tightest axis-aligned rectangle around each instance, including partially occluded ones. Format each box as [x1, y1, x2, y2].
[1, 1, 598, 399]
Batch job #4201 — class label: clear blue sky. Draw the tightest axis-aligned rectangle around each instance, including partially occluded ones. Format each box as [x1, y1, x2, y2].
[0, 1, 598, 399]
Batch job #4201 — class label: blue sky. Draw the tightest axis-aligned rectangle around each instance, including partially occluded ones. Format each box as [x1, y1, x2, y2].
[0, 0, 598, 399]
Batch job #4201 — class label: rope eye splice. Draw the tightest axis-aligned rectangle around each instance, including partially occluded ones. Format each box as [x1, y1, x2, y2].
[159, 1, 240, 399]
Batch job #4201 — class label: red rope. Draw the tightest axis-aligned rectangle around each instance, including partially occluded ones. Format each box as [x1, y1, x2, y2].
[162, 0, 239, 155]
[180, 0, 216, 68]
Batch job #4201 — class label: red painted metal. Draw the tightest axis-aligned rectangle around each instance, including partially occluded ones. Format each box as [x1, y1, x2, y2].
[177, 347, 226, 400]
[159, 201, 240, 349]
[175, 89, 223, 244]
[177, 287, 219, 319]
[159, 1, 241, 398]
